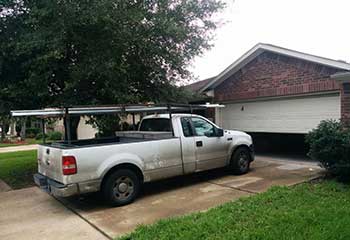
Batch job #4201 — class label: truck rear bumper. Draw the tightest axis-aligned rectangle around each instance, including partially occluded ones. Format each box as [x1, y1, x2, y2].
[34, 174, 100, 197]
[34, 173, 78, 197]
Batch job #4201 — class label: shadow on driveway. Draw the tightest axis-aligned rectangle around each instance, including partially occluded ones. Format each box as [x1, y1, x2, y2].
[58, 156, 324, 238]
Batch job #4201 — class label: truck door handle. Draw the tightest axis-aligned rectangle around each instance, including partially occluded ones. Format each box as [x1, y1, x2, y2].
[196, 141, 203, 147]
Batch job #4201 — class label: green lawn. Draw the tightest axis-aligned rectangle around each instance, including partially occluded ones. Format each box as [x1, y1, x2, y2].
[120, 181, 350, 240]
[0, 150, 37, 189]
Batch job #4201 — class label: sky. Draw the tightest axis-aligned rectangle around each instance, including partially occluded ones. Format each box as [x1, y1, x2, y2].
[190, 0, 350, 82]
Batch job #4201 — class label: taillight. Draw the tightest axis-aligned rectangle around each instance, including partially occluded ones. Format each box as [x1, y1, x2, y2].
[62, 156, 77, 175]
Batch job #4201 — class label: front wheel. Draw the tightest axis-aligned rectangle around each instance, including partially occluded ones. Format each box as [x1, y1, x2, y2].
[102, 169, 141, 207]
[230, 147, 251, 175]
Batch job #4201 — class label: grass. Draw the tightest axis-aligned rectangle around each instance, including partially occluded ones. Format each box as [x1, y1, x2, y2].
[0, 150, 37, 189]
[120, 181, 350, 240]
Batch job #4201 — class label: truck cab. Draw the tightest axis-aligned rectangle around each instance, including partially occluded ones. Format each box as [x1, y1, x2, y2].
[140, 114, 253, 174]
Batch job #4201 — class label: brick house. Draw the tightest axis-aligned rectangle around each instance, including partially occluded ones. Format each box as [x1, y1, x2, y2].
[188, 43, 350, 154]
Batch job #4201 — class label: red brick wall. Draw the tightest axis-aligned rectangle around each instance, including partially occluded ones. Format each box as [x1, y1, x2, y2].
[215, 52, 341, 102]
[206, 108, 215, 123]
[341, 83, 350, 126]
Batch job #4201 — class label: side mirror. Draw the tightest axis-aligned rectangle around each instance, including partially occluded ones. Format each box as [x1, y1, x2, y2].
[216, 128, 224, 137]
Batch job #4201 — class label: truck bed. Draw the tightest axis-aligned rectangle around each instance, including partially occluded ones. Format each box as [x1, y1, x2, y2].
[43, 131, 174, 149]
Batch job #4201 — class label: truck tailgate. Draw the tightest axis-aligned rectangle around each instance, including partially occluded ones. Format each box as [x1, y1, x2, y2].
[38, 145, 64, 183]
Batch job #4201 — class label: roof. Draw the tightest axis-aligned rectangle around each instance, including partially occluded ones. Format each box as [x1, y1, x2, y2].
[185, 77, 215, 92]
[331, 71, 350, 83]
[199, 43, 350, 93]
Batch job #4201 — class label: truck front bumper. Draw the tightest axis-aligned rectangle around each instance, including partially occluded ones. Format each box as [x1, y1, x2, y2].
[34, 173, 79, 197]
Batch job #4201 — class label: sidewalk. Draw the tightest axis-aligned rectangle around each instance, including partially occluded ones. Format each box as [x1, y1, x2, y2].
[0, 187, 109, 240]
[0, 145, 38, 153]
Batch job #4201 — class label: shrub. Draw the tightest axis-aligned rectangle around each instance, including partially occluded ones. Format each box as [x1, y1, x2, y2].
[26, 128, 40, 138]
[48, 131, 63, 140]
[87, 115, 121, 137]
[306, 120, 350, 176]
[35, 133, 48, 140]
[122, 122, 131, 131]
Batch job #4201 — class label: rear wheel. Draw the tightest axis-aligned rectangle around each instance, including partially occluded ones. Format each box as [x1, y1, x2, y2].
[102, 169, 140, 207]
[230, 147, 251, 175]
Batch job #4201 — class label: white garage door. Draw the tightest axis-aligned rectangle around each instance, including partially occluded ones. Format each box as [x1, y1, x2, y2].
[216, 94, 341, 134]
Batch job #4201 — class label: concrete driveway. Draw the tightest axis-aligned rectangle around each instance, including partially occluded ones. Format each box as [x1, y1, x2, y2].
[0, 156, 323, 240]
[61, 156, 323, 238]
[0, 187, 109, 240]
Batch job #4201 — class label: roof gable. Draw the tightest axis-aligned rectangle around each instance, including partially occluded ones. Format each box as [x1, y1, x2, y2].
[185, 77, 215, 92]
[199, 43, 350, 92]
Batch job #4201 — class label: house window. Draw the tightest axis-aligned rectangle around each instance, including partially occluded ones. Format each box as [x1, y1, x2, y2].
[344, 83, 350, 94]
[33, 121, 42, 129]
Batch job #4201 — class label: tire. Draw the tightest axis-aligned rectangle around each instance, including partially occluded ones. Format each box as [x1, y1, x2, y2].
[102, 168, 141, 207]
[230, 147, 251, 175]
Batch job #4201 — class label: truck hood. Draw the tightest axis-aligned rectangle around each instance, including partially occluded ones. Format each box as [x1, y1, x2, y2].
[224, 130, 252, 143]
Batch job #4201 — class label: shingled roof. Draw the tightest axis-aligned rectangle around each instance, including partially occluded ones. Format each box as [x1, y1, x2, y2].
[198, 43, 350, 93]
[185, 77, 216, 92]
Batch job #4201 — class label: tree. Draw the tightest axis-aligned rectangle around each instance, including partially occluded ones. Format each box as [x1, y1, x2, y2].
[0, 0, 225, 139]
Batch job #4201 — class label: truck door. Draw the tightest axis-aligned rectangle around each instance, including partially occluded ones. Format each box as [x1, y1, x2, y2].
[190, 117, 228, 171]
[179, 117, 197, 174]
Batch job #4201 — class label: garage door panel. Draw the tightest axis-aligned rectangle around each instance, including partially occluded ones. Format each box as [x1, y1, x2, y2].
[218, 94, 340, 134]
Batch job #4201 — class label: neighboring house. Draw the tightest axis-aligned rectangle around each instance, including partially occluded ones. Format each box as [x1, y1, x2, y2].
[6, 117, 98, 139]
[189, 43, 350, 153]
[7, 115, 142, 140]
[54, 114, 142, 140]
[6, 119, 43, 137]
[185, 77, 217, 122]
[53, 117, 98, 139]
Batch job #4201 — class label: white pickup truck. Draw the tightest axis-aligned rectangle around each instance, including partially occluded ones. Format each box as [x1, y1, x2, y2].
[34, 113, 254, 206]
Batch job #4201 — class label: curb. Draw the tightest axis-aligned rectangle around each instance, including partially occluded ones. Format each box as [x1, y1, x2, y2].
[0, 179, 12, 193]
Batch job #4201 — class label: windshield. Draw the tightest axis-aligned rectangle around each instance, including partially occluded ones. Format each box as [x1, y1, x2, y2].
[139, 118, 171, 132]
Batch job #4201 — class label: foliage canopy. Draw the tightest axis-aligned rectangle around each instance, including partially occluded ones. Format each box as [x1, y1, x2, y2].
[0, 0, 224, 111]
[0, 0, 223, 138]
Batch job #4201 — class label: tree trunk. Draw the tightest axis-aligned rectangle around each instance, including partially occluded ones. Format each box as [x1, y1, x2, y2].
[63, 116, 80, 141]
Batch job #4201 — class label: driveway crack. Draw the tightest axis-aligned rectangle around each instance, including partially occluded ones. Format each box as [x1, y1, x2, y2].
[206, 181, 258, 194]
[53, 196, 113, 240]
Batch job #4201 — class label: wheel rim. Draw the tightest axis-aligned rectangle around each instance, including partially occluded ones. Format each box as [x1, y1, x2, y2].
[238, 152, 249, 171]
[113, 176, 134, 201]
